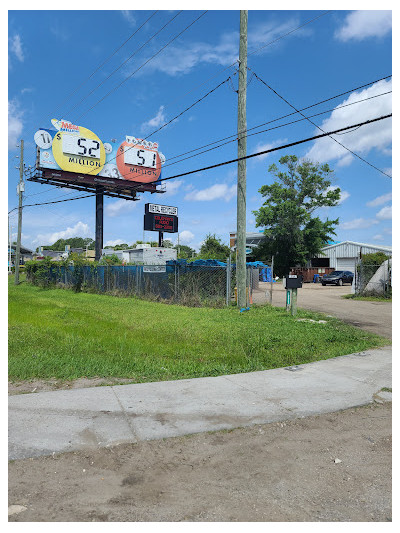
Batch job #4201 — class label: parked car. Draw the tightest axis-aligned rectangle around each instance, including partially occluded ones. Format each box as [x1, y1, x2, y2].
[321, 270, 353, 286]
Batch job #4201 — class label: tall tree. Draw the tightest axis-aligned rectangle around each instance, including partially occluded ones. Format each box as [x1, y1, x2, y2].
[252, 155, 340, 276]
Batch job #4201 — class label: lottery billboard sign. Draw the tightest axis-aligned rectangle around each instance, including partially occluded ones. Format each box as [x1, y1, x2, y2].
[34, 120, 166, 189]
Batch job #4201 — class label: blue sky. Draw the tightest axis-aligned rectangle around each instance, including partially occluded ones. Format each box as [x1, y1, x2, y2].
[8, 6, 392, 252]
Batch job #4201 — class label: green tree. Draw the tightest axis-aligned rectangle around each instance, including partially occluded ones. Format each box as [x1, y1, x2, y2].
[198, 233, 231, 261]
[252, 155, 340, 276]
[174, 244, 196, 259]
[43, 237, 95, 251]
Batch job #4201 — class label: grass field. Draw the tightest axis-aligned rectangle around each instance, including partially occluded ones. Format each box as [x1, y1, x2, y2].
[8, 277, 389, 384]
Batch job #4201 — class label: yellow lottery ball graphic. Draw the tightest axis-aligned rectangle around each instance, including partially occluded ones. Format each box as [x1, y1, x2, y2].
[52, 126, 106, 175]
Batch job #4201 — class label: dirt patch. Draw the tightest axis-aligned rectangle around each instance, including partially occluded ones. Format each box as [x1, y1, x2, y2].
[8, 377, 136, 396]
[8, 402, 391, 522]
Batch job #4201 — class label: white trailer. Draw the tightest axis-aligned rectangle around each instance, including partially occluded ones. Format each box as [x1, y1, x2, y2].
[122, 247, 177, 265]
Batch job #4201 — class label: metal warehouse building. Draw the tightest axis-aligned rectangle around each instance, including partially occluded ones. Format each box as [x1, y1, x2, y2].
[315, 241, 392, 272]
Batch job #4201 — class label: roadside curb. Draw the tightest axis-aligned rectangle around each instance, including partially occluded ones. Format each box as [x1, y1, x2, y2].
[8, 346, 392, 460]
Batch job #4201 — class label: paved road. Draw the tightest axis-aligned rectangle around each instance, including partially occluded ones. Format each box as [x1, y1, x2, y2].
[253, 282, 392, 339]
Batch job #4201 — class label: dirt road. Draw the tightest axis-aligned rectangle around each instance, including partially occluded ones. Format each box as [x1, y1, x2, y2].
[9, 401, 391, 522]
[253, 283, 392, 339]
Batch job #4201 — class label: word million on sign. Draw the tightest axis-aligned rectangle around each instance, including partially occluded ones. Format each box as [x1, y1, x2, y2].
[144, 203, 178, 233]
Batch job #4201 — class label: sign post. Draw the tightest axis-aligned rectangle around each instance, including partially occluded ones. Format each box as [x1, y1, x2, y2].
[284, 274, 302, 315]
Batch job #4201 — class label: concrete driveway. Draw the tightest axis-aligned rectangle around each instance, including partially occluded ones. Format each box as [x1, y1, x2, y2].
[253, 282, 392, 339]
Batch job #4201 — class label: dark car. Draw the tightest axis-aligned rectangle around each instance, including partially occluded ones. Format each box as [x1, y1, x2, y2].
[321, 270, 353, 286]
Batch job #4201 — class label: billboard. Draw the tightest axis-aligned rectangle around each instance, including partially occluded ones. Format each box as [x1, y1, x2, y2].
[34, 120, 166, 191]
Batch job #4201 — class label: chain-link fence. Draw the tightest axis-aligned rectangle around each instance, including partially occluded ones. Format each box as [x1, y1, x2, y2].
[354, 258, 391, 298]
[27, 262, 262, 308]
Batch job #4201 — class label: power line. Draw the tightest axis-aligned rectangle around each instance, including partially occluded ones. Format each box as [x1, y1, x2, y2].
[248, 10, 333, 58]
[162, 10, 334, 113]
[72, 73, 232, 178]
[249, 67, 392, 179]
[77, 11, 208, 121]
[161, 89, 392, 170]
[151, 114, 392, 186]
[67, 11, 182, 119]
[8, 193, 96, 214]
[162, 74, 393, 163]
[50, 11, 159, 122]
[17, 115, 391, 212]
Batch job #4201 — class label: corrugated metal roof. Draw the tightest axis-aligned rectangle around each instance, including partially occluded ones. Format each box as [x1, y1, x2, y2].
[321, 240, 392, 252]
[318, 240, 392, 258]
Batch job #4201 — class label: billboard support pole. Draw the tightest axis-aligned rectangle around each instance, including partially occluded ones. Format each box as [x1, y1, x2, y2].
[158, 231, 163, 247]
[95, 186, 104, 261]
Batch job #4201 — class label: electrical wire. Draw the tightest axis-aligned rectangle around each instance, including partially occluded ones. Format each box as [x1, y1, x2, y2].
[49, 11, 159, 122]
[149, 114, 392, 186]
[66, 11, 182, 119]
[249, 67, 392, 179]
[77, 11, 208, 121]
[247, 11, 333, 58]
[13, 114, 391, 212]
[71, 74, 232, 178]
[161, 90, 392, 170]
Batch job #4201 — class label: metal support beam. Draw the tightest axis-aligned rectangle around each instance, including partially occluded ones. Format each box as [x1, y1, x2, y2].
[95, 186, 104, 261]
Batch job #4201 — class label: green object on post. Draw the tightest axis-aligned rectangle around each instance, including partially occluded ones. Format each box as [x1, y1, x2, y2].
[291, 288, 298, 316]
[286, 289, 291, 311]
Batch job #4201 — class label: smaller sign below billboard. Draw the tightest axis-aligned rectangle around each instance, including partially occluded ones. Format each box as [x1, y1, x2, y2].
[147, 203, 178, 216]
[143, 265, 166, 273]
[144, 203, 179, 233]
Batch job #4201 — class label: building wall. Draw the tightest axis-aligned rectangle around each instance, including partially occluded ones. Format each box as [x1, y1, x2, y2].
[317, 241, 392, 270]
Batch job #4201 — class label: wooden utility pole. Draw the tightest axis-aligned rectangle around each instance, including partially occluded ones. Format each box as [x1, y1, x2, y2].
[236, 9, 248, 308]
[14, 139, 24, 285]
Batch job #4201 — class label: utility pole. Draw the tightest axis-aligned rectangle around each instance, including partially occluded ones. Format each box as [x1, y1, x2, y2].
[8, 217, 12, 274]
[14, 139, 24, 285]
[236, 9, 248, 308]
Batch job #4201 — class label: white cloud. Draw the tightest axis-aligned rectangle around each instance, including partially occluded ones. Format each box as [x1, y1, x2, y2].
[366, 192, 392, 207]
[34, 221, 91, 245]
[335, 11, 392, 42]
[141, 106, 166, 133]
[305, 79, 392, 165]
[121, 10, 136, 26]
[372, 234, 384, 241]
[8, 100, 23, 150]
[185, 183, 236, 202]
[105, 199, 137, 217]
[162, 179, 183, 197]
[376, 205, 392, 220]
[340, 218, 378, 230]
[252, 138, 288, 162]
[104, 239, 125, 247]
[179, 230, 195, 245]
[143, 16, 305, 77]
[9, 34, 24, 62]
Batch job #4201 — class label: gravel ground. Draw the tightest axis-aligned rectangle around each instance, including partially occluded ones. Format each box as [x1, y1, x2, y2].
[9, 401, 391, 522]
[253, 282, 392, 339]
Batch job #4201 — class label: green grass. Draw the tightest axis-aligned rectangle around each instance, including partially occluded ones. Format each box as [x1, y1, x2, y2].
[342, 294, 392, 302]
[8, 277, 389, 383]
